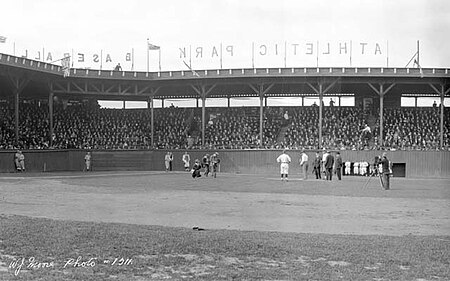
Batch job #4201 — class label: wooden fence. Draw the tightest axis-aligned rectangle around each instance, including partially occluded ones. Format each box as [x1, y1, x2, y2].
[1, 149, 449, 178]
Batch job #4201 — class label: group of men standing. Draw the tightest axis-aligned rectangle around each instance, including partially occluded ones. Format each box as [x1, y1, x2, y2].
[289, 149, 343, 181]
[191, 152, 220, 179]
[167, 151, 220, 179]
[312, 149, 343, 181]
[277, 149, 344, 181]
[276, 149, 391, 189]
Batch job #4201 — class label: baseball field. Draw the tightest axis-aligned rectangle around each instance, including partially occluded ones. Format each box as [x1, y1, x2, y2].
[0, 171, 449, 280]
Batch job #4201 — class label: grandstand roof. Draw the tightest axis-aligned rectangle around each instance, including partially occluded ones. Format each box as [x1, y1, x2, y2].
[1, 53, 449, 101]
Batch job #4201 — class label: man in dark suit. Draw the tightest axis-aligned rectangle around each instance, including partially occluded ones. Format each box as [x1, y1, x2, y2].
[324, 150, 334, 181]
[334, 152, 343, 180]
[380, 152, 391, 190]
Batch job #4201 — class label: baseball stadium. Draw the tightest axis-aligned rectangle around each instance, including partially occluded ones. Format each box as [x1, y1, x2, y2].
[0, 50, 449, 280]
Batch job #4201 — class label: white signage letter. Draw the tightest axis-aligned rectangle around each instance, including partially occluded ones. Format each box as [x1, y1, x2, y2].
[226, 45, 234, 56]
[196, 47, 203, 58]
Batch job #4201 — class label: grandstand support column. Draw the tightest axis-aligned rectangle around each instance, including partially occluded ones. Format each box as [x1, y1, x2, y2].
[248, 83, 274, 148]
[306, 79, 338, 148]
[202, 96, 206, 146]
[190, 84, 217, 146]
[150, 96, 154, 148]
[147, 87, 160, 149]
[368, 83, 396, 146]
[48, 91, 54, 147]
[7, 75, 30, 146]
[428, 83, 449, 148]
[259, 93, 264, 148]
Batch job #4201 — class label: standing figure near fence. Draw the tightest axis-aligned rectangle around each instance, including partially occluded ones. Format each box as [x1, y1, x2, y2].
[14, 150, 25, 172]
[84, 151, 92, 172]
[164, 152, 172, 172]
[182, 152, 191, 172]
[335, 152, 343, 180]
[380, 152, 391, 190]
[353, 161, 360, 176]
[210, 152, 220, 178]
[276, 149, 291, 182]
[299, 150, 309, 180]
[324, 150, 334, 181]
[344, 161, 351, 175]
[322, 149, 329, 180]
[313, 152, 322, 179]
[202, 154, 210, 176]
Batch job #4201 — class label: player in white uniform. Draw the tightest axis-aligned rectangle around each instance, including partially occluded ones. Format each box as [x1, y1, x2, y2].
[344, 161, 351, 175]
[361, 161, 368, 176]
[353, 162, 359, 175]
[84, 152, 91, 172]
[322, 149, 329, 180]
[182, 152, 191, 171]
[276, 150, 291, 182]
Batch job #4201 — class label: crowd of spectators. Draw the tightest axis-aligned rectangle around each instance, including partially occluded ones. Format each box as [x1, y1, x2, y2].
[0, 100, 449, 151]
[204, 107, 282, 149]
[281, 107, 371, 150]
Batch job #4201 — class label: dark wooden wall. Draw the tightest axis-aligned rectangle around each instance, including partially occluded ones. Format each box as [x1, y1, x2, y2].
[1, 149, 449, 178]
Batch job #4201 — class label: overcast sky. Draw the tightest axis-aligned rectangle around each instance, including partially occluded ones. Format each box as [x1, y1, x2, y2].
[1, 0, 449, 71]
[1, 0, 448, 107]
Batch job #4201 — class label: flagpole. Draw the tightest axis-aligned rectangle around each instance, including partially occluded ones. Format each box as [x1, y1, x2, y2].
[349, 40, 352, 67]
[316, 41, 319, 67]
[252, 42, 255, 69]
[189, 45, 192, 69]
[71, 49, 74, 67]
[132, 48, 134, 71]
[417, 40, 420, 67]
[284, 41, 287, 68]
[100, 49, 103, 70]
[42, 47, 45, 62]
[158, 48, 161, 72]
[147, 38, 149, 72]
[386, 40, 389, 67]
[220, 42, 223, 69]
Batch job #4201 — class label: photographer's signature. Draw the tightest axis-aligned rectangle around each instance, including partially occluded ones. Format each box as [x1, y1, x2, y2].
[8, 256, 132, 276]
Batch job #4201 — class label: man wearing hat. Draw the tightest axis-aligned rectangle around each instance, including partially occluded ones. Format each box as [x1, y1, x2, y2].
[299, 150, 309, 180]
[324, 150, 334, 181]
[322, 148, 329, 180]
[210, 152, 220, 178]
[380, 152, 391, 190]
[335, 152, 343, 180]
[276, 149, 291, 182]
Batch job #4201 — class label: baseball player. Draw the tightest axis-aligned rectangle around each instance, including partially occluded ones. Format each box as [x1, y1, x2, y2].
[164, 152, 172, 172]
[344, 161, 351, 175]
[202, 154, 210, 176]
[276, 149, 291, 182]
[380, 152, 392, 190]
[210, 152, 220, 178]
[322, 148, 329, 180]
[353, 161, 359, 176]
[299, 150, 308, 180]
[182, 152, 191, 171]
[191, 159, 202, 179]
[84, 152, 92, 172]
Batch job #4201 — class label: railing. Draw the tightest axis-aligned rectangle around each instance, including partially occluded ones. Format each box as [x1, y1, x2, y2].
[2, 53, 449, 80]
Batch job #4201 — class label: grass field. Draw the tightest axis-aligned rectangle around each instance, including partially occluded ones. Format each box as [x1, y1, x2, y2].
[0, 171, 449, 280]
